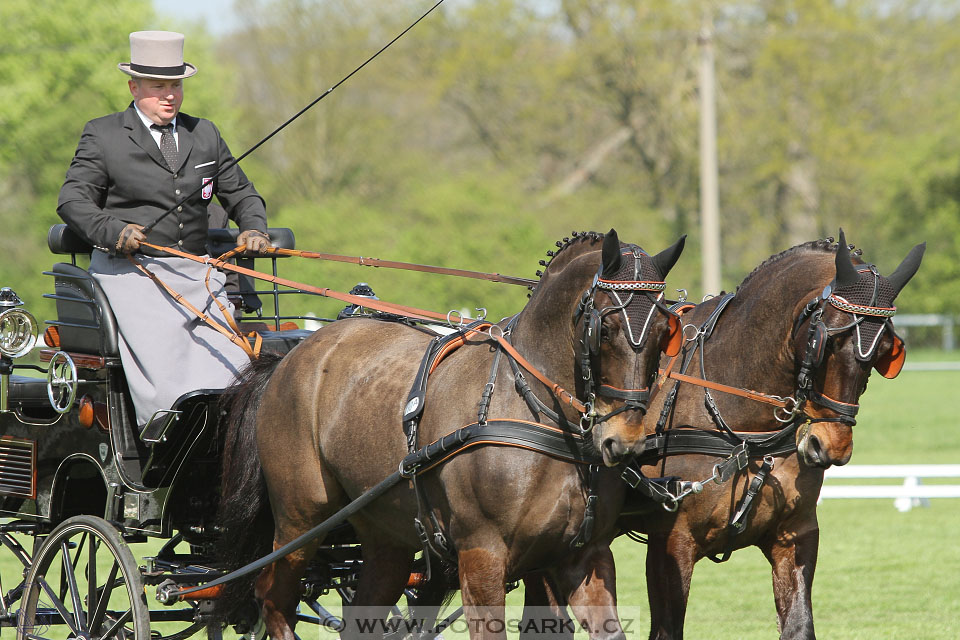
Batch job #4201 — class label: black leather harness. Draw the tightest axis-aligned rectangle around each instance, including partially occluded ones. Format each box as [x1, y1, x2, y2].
[400, 318, 606, 576]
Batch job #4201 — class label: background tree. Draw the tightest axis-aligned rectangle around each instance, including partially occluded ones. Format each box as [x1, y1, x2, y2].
[2, 0, 956, 336]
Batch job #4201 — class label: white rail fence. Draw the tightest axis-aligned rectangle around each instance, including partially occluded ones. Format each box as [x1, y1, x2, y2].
[819, 464, 960, 512]
[896, 313, 955, 351]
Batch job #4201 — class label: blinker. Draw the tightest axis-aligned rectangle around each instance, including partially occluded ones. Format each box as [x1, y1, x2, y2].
[586, 309, 602, 355]
[808, 321, 828, 369]
[661, 313, 683, 357]
[874, 333, 906, 379]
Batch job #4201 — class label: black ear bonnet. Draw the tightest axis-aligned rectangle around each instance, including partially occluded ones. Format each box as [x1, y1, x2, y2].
[596, 244, 667, 350]
[830, 265, 898, 362]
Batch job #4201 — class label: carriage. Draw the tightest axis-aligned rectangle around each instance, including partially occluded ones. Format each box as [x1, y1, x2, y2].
[0, 224, 379, 639]
[0, 223, 924, 640]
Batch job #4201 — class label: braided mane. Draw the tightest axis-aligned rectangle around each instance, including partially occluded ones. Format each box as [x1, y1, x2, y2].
[735, 238, 840, 294]
[529, 231, 605, 295]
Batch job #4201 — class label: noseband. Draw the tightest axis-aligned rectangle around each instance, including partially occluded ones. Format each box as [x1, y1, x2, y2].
[793, 264, 901, 425]
[574, 247, 679, 430]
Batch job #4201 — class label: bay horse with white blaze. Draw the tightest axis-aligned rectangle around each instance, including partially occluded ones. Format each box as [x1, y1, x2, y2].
[617, 231, 924, 639]
[216, 230, 686, 640]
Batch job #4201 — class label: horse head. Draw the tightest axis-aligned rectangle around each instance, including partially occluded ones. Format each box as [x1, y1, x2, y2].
[792, 230, 925, 467]
[524, 229, 685, 466]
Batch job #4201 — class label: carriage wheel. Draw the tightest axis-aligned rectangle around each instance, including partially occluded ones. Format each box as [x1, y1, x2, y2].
[1, 531, 34, 622]
[16, 515, 150, 640]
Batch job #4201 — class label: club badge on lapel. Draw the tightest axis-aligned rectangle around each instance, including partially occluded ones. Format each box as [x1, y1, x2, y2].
[201, 177, 213, 200]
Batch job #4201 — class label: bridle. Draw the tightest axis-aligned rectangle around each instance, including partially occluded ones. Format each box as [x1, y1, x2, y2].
[654, 262, 906, 437]
[792, 264, 904, 426]
[573, 247, 682, 432]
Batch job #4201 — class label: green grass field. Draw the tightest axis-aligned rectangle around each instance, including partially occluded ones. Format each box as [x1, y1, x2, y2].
[2, 367, 957, 638]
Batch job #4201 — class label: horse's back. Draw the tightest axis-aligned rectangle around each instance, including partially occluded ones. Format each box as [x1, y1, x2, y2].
[256, 318, 433, 505]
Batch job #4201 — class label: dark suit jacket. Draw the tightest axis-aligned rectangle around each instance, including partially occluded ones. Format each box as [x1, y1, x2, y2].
[58, 103, 267, 257]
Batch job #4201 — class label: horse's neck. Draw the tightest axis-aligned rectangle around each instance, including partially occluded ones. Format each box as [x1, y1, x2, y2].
[692, 283, 814, 429]
[705, 297, 795, 395]
[510, 259, 595, 392]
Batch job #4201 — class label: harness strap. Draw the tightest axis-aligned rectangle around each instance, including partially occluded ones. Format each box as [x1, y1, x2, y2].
[258, 246, 536, 287]
[459, 326, 588, 414]
[707, 455, 775, 563]
[633, 424, 799, 465]
[597, 384, 650, 403]
[807, 388, 860, 420]
[400, 419, 600, 477]
[141, 242, 463, 323]
[661, 372, 791, 408]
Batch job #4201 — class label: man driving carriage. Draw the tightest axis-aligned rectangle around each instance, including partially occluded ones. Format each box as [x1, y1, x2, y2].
[57, 30, 271, 428]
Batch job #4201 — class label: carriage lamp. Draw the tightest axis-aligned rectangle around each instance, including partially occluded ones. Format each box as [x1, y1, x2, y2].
[0, 288, 39, 359]
[0, 307, 39, 359]
[0, 290, 40, 413]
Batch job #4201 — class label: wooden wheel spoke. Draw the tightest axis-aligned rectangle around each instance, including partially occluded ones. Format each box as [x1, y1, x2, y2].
[72, 532, 89, 572]
[21, 517, 147, 640]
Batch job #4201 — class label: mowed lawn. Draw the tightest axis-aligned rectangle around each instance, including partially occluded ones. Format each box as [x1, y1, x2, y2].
[1, 367, 956, 638]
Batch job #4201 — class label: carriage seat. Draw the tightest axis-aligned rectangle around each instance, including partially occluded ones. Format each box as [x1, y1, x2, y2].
[45, 227, 121, 357]
[45, 224, 306, 359]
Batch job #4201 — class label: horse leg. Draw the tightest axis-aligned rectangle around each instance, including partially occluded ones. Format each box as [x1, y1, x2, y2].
[556, 545, 625, 640]
[760, 521, 819, 640]
[255, 538, 320, 640]
[520, 572, 575, 640]
[458, 547, 509, 640]
[407, 568, 454, 637]
[341, 543, 414, 640]
[645, 530, 697, 640]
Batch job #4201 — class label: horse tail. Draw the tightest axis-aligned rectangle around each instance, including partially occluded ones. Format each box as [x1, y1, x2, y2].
[211, 350, 284, 628]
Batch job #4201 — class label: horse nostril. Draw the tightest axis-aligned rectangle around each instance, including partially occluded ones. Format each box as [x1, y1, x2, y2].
[601, 436, 626, 466]
[809, 434, 822, 456]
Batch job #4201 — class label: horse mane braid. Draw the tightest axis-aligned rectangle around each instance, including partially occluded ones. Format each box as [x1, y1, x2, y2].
[735, 237, 838, 293]
[529, 231, 605, 296]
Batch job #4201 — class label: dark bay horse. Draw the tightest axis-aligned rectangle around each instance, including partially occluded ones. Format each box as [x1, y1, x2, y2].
[620, 232, 924, 639]
[217, 230, 686, 639]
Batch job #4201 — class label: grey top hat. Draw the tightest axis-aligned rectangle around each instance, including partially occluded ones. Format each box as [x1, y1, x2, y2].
[118, 31, 197, 80]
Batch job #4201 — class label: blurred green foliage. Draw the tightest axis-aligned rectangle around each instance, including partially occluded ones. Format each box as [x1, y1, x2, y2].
[1, 0, 957, 340]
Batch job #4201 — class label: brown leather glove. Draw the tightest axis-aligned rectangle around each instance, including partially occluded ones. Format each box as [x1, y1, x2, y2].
[116, 224, 146, 254]
[237, 229, 271, 254]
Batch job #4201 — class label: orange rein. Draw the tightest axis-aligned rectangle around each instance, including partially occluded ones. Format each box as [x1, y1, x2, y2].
[655, 305, 795, 412]
[259, 246, 537, 287]
[140, 242, 462, 323]
[138, 243, 589, 415]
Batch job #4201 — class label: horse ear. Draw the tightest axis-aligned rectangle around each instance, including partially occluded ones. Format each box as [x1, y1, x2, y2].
[650, 235, 687, 278]
[835, 229, 859, 288]
[601, 229, 622, 277]
[885, 241, 926, 296]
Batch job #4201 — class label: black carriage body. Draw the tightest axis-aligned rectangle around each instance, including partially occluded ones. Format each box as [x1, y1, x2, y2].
[0, 225, 306, 541]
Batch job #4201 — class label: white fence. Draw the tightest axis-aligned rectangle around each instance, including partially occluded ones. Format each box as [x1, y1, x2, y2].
[896, 314, 955, 351]
[819, 464, 960, 512]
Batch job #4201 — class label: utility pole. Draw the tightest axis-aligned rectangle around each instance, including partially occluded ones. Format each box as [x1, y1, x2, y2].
[699, 12, 722, 296]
